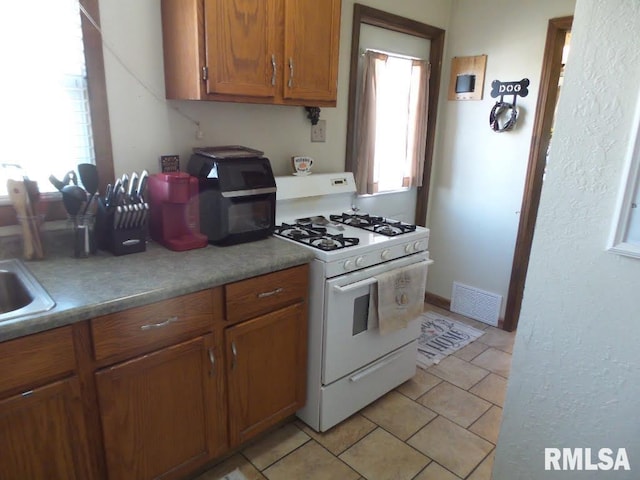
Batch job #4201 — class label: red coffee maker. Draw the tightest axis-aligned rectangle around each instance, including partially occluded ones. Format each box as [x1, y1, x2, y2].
[148, 172, 208, 251]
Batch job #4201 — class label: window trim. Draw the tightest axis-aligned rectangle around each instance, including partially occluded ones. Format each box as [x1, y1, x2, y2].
[0, 0, 114, 227]
[345, 4, 445, 226]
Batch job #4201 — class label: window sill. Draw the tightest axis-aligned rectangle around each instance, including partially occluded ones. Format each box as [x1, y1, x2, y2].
[357, 187, 412, 198]
[0, 219, 69, 238]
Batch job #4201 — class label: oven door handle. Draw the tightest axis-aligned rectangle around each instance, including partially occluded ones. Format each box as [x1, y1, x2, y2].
[333, 258, 434, 294]
[333, 277, 377, 293]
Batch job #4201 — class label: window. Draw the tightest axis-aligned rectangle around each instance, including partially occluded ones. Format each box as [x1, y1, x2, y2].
[0, 0, 113, 225]
[353, 50, 430, 195]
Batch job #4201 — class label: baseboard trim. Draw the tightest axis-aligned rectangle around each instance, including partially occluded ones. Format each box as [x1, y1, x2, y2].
[424, 292, 450, 311]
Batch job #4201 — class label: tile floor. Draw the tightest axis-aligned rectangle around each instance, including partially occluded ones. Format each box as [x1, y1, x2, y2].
[194, 306, 515, 480]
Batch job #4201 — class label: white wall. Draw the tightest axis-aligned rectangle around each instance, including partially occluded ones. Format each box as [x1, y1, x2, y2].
[494, 1, 640, 478]
[427, 0, 575, 318]
[97, 0, 451, 179]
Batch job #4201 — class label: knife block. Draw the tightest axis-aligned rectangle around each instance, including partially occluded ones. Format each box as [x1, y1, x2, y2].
[95, 199, 147, 256]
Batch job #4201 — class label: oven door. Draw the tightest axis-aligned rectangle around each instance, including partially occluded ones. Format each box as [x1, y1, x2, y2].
[322, 251, 431, 385]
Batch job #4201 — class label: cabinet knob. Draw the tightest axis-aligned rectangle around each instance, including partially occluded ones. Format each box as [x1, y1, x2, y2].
[288, 58, 294, 88]
[271, 54, 277, 86]
[208, 347, 215, 376]
[231, 341, 238, 370]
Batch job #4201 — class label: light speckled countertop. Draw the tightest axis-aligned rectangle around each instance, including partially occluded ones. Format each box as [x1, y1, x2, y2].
[0, 237, 314, 343]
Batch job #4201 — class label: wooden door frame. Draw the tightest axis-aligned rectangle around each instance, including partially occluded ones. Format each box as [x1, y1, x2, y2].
[502, 16, 573, 331]
[344, 4, 445, 227]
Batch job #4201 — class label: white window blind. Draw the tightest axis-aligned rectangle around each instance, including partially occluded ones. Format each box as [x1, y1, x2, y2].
[0, 0, 94, 196]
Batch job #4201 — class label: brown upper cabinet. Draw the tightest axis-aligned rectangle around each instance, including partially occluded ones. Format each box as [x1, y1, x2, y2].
[161, 0, 342, 106]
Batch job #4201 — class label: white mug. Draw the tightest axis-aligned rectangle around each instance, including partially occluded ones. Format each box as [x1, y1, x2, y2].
[292, 156, 314, 174]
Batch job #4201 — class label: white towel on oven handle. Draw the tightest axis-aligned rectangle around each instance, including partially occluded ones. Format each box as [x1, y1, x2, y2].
[368, 261, 428, 334]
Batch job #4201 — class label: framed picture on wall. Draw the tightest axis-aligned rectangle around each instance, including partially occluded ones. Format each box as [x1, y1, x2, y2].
[608, 91, 640, 259]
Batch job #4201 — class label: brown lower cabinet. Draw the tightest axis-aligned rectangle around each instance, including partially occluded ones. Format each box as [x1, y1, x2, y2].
[95, 335, 226, 480]
[0, 264, 309, 480]
[226, 302, 307, 447]
[0, 377, 92, 480]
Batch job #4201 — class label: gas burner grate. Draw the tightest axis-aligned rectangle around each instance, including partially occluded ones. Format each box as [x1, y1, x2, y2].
[329, 213, 417, 236]
[274, 223, 359, 251]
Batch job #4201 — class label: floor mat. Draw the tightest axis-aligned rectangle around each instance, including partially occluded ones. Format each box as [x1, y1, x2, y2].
[417, 312, 485, 369]
[218, 468, 248, 480]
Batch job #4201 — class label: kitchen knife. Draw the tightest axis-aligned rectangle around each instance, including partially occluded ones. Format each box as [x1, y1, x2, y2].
[128, 172, 138, 202]
[104, 183, 113, 207]
[141, 202, 149, 227]
[136, 170, 148, 202]
[114, 206, 122, 230]
[114, 186, 125, 208]
[121, 173, 129, 196]
[124, 206, 132, 229]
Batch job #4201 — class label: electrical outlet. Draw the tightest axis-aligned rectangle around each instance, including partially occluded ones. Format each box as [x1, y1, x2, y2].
[311, 120, 326, 142]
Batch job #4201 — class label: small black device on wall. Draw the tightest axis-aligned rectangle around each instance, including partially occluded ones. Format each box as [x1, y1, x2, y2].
[455, 74, 476, 94]
[448, 55, 487, 101]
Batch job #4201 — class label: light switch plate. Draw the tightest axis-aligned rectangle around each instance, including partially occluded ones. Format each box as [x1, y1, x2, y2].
[311, 120, 326, 142]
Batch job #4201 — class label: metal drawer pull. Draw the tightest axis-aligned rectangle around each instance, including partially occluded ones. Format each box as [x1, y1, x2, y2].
[231, 341, 237, 370]
[288, 58, 294, 88]
[140, 316, 178, 331]
[208, 347, 215, 376]
[257, 287, 284, 299]
[271, 54, 277, 86]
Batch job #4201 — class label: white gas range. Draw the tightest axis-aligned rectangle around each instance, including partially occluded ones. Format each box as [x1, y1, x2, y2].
[275, 172, 433, 432]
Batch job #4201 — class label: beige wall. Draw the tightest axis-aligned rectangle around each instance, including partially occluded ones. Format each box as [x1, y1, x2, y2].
[494, 1, 640, 477]
[98, 0, 452, 178]
[426, 0, 575, 317]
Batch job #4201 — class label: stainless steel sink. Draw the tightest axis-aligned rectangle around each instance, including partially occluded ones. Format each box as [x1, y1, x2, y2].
[0, 259, 55, 322]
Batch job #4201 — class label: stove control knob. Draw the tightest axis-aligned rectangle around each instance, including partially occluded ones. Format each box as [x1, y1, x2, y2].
[405, 243, 414, 253]
[413, 241, 422, 251]
[344, 259, 354, 271]
[381, 249, 391, 260]
[355, 256, 365, 267]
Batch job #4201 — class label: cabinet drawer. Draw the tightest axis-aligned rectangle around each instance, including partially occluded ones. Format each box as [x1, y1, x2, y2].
[0, 326, 75, 395]
[225, 265, 309, 324]
[91, 288, 222, 363]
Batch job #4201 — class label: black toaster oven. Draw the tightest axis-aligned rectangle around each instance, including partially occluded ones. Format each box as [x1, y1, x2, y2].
[187, 146, 276, 245]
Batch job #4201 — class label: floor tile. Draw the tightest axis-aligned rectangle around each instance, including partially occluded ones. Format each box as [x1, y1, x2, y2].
[263, 440, 359, 480]
[427, 355, 490, 390]
[408, 416, 493, 478]
[361, 390, 437, 440]
[396, 368, 442, 400]
[242, 423, 310, 471]
[469, 373, 507, 407]
[340, 428, 430, 480]
[467, 450, 495, 480]
[471, 348, 511, 378]
[452, 341, 489, 362]
[413, 462, 462, 480]
[444, 312, 490, 331]
[476, 327, 515, 353]
[194, 454, 267, 480]
[418, 382, 491, 428]
[295, 414, 376, 455]
[469, 406, 502, 444]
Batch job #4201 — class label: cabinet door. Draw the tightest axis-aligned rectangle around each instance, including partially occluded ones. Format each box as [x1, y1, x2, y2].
[283, 0, 341, 102]
[226, 302, 307, 447]
[204, 0, 279, 97]
[0, 377, 92, 480]
[95, 335, 226, 480]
